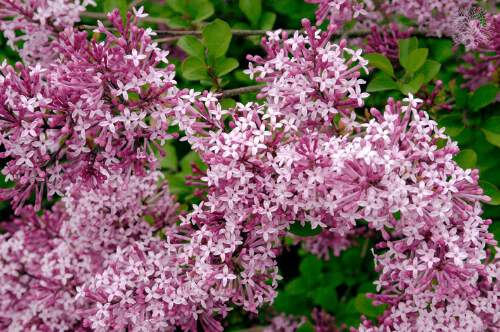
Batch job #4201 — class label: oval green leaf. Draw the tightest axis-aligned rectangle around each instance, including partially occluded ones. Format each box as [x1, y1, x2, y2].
[364, 53, 394, 77]
[202, 19, 232, 58]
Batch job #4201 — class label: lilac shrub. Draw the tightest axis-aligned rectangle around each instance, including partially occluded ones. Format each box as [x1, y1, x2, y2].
[245, 19, 369, 134]
[458, 13, 500, 92]
[386, 0, 475, 37]
[177, 22, 499, 330]
[306, 0, 486, 43]
[0, 0, 95, 64]
[0, 2, 498, 331]
[0, 172, 178, 330]
[0, 10, 179, 212]
[304, 0, 382, 28]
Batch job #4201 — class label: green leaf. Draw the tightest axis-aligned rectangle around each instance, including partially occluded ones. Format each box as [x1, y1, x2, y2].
[202, 19, 232, 58]
[239, 0, 262, 26]
[144, 215, 155, 225]
[103, 0, 127, 17]
[354, 294, 387, 318]
[164, 173, 189, 196]
[234, 69, 255, 84]
[166, 0, 186, 14]
[400, 73, 424, 94]
[297, 321, 315, 332]
[312, 286, 338, 312]
[358, 281, 377, 293]
[454, 87, 469, 109]
[469, 84, 499, 112]
[289, 221, 323, 236]
[337, 298, 362, 327]
[366, 74, 399, 92]
[181, 56, 209, 80]
[221, 98, 236, 109]
[299, 255, 323, 279]
[260, 11, 277, 30]
[483, 116, 500, 134]
[214, 57, 239, 76]
[0, 173, 14, 189]
[273, 292, 311, 315]
[439, 114, 464, 137]
[427, 38, 454, 62]
[285, 277, 309, 295]
[164, 16, 191, 29]
[416, 59, 441, 83]
[364, 53, 394, 77]
[480, 181, 500, 205]
[180, 151, 206, 174]
[322, 270, 344, 288]
[177, 36, 205, 60]
[341, 247, 362, 271]
[454, 149, 477, 169]
[481, 130, 500, 148]
[160, 143, 178, 171]
[398, 37, 418, 69]
[403, 48, 428, 73]
[481, 116, 500, 147]
[187, 0, 214, 22]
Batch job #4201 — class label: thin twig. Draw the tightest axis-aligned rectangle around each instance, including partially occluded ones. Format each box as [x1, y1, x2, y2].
[80, 11, 372, 36]
[221, 85, 265, 98]
[79, 12, 385, 41]
[154, 36, 182, 43]
[81, 11, 108, 20]
[81, 11, 171, 25]
[155, 29, 296, 36]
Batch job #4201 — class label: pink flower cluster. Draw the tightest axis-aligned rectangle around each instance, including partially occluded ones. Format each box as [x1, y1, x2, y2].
[0, 10, 179, 212]
[306, 0, 490, 45]
[458, 13, 500, 92]
[0, 172, 178, 330]
[387, 0, 475, 37]
[0, 0, 95, 64]
[0, 4, 498, 332]
[304, 0, 381, 28]
[264, 309, 339, 332]
[177, 22, 499, 330]
[357, 101, 499, 331]
[245, 19, 369, 133]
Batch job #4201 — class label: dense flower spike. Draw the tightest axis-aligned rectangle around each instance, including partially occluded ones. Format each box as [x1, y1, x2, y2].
[297, 228, 358, 259]
[0, 1, 498, 331]
[386, 0, 475, 37]
[458, 13, 500, 91]
[0, 10, 179, 212]
[264, 314, 305, 332]
[0, 0, 94, 64]
[175, 22, 498, 328]
[304, 0, 382, 28]
[0, 172, 178, 330]
[245, 20, 369, 132]
[306, 0, 490, 45]
[264, 310, 341, 331]
[450, 6, 491, 50]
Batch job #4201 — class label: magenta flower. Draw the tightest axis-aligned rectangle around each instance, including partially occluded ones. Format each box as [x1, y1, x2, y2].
[0, 10, 180, 212]
[0, 172, 179, 330]
[0, 0, 95, 64]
